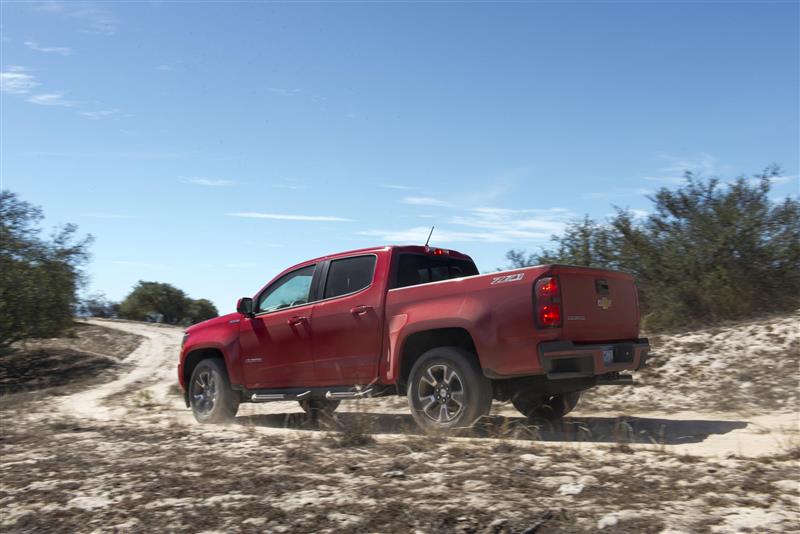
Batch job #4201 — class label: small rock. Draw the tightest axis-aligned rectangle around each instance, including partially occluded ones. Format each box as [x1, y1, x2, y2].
[519, 453, 539, 462]
[557, 482, 584, 496]
[382, 469, 405, 478]
[597, 513, 618, 529]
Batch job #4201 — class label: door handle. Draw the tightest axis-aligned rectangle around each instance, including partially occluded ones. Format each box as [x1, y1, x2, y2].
[350, 305, 372, 316]
[287, 316, 307, 326]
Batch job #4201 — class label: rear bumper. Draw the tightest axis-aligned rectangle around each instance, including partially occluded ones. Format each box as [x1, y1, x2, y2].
[538, 339, 650, 380]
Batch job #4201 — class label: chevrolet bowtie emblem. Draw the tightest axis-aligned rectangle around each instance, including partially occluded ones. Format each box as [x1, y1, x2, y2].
[597, 296, 612, 310]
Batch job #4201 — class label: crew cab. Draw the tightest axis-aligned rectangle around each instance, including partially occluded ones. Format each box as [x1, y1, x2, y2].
[178, 245, 649, 432]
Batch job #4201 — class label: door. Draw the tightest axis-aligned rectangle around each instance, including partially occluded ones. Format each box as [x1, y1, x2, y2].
[311, 254, 384, 386]
[239, 264, 318, 389]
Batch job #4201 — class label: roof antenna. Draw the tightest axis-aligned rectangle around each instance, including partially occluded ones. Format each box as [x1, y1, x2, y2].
[424, 226, 435, 247]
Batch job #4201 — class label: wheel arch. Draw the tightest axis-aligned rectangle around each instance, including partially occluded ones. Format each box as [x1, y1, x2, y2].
[396, 327, 479, 395]
[182, 347, 227, 407]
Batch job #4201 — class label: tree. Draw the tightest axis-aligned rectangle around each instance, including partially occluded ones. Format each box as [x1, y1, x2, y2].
[505, 167, 800, 330]
[79, 292, 119, 318]
[0, 191, 92, 353]
[506, 215, 621, 269]
[117, 281, 218, 325]
[186, 298, 218, 324]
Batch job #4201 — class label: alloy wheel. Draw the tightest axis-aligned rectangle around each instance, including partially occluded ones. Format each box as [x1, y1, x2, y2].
[417, 363, 465, 423]
[191, 369, 217, 415]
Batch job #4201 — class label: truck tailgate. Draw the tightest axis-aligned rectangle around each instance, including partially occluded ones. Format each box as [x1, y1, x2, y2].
[553, 265, 639, 343]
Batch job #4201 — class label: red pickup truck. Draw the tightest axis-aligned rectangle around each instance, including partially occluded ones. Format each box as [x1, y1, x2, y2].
[179, 245, 649, 433]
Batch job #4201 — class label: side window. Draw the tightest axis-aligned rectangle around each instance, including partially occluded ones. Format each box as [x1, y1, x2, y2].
[324, 255, 377, 299]
[257, 265, 316, 313]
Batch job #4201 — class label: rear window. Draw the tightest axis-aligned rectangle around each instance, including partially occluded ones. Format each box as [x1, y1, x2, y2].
[393, 254, 478, 288]
[324, 255, 377, 298]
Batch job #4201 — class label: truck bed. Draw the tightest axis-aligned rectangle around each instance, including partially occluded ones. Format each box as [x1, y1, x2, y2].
[384, 263, 643, 379]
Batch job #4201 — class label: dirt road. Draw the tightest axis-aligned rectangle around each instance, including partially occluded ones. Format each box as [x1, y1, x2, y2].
[2, 318, 798, 533]
[58, 319, 798, 458]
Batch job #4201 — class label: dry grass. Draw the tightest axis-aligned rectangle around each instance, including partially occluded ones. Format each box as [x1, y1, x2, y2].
[1, 415, 798, 533]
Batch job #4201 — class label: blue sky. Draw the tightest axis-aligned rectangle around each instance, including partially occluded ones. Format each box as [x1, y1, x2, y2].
[2, 1, 798, 312]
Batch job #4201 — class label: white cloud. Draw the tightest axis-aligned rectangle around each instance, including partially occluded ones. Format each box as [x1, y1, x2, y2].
[27, 93, 73, 106]
[1, 66, 39, 94]
[402, 196, 453, 208]
[361, 206, 574, 245]
[381, 184, 415, 190]
[32, 1, 67, 13]
[182, 177, 234, 187]
[36, 2, 118, 35]
[629, 209, 649, 219]
[761, 174, 797, 185]
[359, 226, 515, 244]
[156, 64, 171, 72]
[644, 153, 719, 183]
[24, 40, 73, 56]
[25, 150, 188, 159]
[451, 207, 573, 236]
[272, 184, 307, 190]
[80, 109, 118, 119]
[227, 212, 354, 222]
[2, 66, 79, 110]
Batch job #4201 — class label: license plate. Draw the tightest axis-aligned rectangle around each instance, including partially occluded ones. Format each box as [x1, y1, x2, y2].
[602, 349, 614, 365]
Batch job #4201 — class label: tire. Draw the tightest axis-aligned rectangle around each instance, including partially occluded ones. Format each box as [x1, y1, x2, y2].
[299, 398, 340, 418]
[540, 391, 581, 419]
[511, 390, 542, 419]
[512, 390, 581, 420]
[407, 347, 492, 434]
[189, 358, 239, 424]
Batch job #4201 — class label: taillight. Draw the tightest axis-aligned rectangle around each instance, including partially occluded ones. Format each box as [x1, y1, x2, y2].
[535, 276, 562, 328]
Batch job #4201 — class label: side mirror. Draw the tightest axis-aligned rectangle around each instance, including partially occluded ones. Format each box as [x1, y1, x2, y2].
[236, 297, 254, 317]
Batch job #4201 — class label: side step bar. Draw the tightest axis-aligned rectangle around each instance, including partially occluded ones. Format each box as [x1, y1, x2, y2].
[250, 388, 374, 402]
[325, 388, 373, 400]
[251, 391, 311, 402]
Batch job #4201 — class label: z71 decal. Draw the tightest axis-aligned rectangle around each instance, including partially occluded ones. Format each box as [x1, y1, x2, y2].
[491, 273, 525, 285]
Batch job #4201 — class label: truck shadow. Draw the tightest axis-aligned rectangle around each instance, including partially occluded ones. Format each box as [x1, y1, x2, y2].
[235, 412, 748, 445]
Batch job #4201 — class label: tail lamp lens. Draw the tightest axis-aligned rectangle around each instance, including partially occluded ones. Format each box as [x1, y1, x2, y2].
[535, 276, 562, 328]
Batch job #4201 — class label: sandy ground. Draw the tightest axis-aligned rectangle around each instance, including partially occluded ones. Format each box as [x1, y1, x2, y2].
[1, 317, 798, 532]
